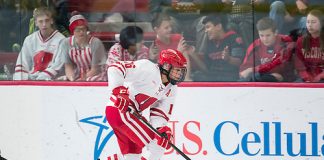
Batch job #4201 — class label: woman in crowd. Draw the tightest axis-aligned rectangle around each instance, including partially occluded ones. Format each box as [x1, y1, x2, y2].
[295, 9, 324, 82]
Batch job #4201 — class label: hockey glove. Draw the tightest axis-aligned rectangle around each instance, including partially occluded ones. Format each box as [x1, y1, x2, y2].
[111, 86, 130, 113]
[155, 126, 172, 150]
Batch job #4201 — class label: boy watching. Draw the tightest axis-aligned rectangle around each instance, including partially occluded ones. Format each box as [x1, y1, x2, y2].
[239, 17, 295, 82]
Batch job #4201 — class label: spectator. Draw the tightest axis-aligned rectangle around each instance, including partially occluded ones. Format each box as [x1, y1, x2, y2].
[106, 26, 149, 65]
[13, 6, 65, 80]
[36, 12, 107, 81]
[240, 17, 295, 82]
[149, 0, 204, 35]
[269, 0, 308, 36]
[191, 14, 245, 81]
[29, 0, 70, 36]
[194, 0, 268, 67]
[295, 9, 324, 82]
[149, 13, 194, 81]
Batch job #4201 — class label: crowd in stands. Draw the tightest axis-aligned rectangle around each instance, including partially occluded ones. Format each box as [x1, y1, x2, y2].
[0, 0, 324, 82]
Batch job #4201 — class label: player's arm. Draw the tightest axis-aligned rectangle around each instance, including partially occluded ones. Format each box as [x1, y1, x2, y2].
[150, 88, 177, 150]
[107, 61, 128, 89]
[107, 61, 138, 113]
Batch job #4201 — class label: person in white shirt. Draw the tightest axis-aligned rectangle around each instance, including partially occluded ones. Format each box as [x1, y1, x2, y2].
[13, 7, 65, 80]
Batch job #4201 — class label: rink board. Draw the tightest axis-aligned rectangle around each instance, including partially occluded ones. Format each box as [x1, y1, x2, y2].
[0, 82, 324, 160]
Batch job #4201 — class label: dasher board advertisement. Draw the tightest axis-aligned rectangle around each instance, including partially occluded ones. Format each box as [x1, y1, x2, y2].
[0, 83, 323, 160]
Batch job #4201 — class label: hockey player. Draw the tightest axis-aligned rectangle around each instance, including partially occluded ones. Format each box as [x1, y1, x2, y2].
[13, 7, 65, 80]
[105, 49, 187, 160]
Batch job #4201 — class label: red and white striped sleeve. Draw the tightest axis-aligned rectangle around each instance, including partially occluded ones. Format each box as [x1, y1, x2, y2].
[107, 61, 127, 90]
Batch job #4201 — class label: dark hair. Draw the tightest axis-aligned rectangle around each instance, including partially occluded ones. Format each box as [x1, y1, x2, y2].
[151, 13, 172, 29]
[303, 9, 324, 52]
[256, 17, 277, 32]
[202, 14, 226, 27]
[119, 26, 144, 49]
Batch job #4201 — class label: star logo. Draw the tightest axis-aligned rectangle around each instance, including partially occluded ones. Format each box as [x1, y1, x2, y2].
[79, 115, 115, 160]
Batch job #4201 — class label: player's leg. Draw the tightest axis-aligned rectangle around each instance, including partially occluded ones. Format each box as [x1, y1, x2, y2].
[118, 110, 168, 160]
[106, 106, 156, 159]
[114, 132, 142, 160]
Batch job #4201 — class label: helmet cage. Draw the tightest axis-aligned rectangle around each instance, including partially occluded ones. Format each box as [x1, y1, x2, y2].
[160, 63, 187, 85]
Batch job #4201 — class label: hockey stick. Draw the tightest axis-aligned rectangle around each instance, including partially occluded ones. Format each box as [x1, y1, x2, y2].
[128, 109, 192, 160]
